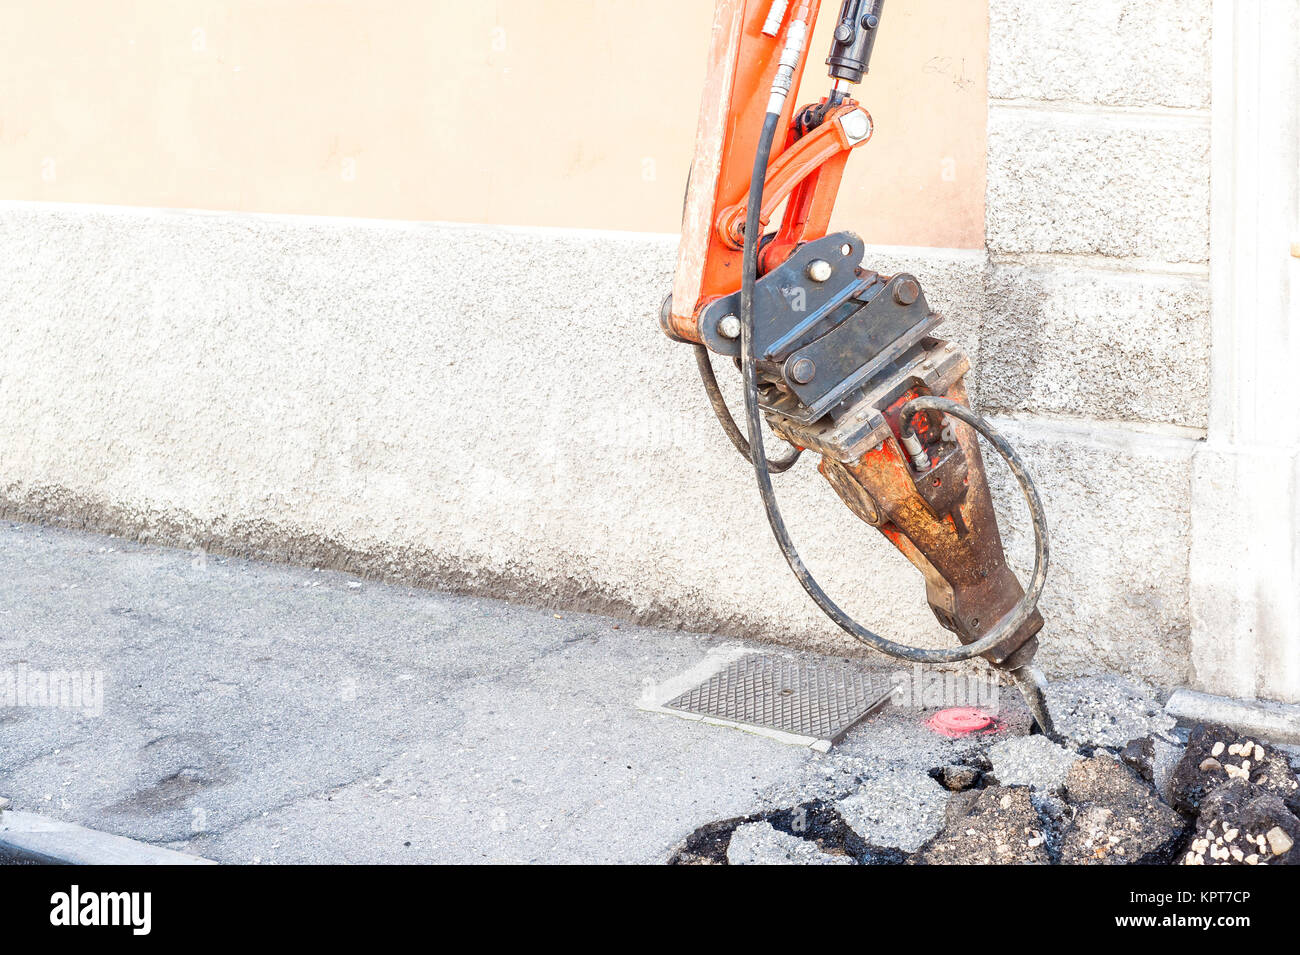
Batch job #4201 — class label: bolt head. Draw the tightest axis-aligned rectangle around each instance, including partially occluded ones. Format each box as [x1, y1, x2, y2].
[790, 356, 816, 384]
[894, 278, 920, 306]
[806, 259, 833, 283]
[840, 110, 872, 143]
[718, 314, 741, 339]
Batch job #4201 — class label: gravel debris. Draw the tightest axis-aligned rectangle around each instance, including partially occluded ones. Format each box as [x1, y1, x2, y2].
[911, 787, 1051, 865]
[671, 681, 1300, 867]
[1059, 755, 1187, 865]
[1169, 724, 1300, 816]
[1183, 780, 1300, 866]
[1266, 826, 1293, 855]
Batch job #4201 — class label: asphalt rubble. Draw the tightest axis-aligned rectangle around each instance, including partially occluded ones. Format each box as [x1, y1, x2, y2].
[668, 675, 1300, 865]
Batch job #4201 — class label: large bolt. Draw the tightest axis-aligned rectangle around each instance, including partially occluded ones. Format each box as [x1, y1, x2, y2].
[894, 278, 920, 306]
[806, 259, 833, 283]
[718, 314, 741, 339]
[790, 357, 816, 384]
[840, 110, 872, 142]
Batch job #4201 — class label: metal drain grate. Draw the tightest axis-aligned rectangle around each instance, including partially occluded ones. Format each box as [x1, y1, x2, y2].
[663, 654, 895, 745]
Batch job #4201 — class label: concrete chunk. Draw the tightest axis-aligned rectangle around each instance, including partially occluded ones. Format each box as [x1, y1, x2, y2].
[726, 822, 852, 866]
[1165, 689, 1300, 746]
[1044, 675, 1177, 750]
[988, 735, 1079, 791]
[836, 768, 949, 853]
[1060, 756, 1186, 864]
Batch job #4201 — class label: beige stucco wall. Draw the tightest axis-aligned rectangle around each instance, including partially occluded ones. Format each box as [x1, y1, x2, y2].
[0, 0, 987, 247]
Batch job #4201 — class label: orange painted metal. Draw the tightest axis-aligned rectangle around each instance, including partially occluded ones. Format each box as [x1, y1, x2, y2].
[760, 113, 856, 273]
[713, 101, 870, 252]
[669, 0, 861, 344]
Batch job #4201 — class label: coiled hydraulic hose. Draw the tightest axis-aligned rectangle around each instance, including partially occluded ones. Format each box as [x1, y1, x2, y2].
[737, 110, 1050, 664]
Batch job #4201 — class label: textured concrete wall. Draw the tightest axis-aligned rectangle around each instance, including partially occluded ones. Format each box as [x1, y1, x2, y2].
[979, 0, 1219, 691]
[0, 202, 1197, 688]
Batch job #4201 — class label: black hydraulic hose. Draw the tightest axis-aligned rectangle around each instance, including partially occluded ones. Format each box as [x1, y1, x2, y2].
[693, 343, 802, 472]
[738, 111, 1049, 664]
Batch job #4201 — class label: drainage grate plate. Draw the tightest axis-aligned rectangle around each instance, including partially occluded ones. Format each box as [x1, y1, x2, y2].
[663, 654, 895, 745]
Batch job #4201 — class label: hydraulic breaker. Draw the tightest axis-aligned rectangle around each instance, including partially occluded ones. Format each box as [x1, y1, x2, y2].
[659, 0, 1055, 734]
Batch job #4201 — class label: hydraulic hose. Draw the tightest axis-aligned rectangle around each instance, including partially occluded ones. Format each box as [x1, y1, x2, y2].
[738, 110, 1049, 665]
[693, 343, 802, 472]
